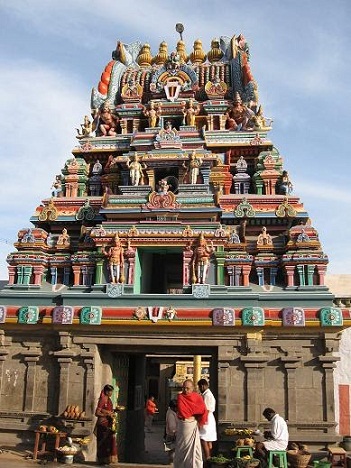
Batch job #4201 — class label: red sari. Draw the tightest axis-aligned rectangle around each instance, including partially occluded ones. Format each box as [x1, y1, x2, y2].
[95, 393, 117, 465]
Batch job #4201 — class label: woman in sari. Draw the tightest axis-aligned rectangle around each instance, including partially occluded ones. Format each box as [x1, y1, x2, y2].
[95, 384, 118, 465]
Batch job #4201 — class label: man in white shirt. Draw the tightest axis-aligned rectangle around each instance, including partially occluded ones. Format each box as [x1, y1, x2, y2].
[198, 379, 217, 461]
[255, 407, 289, 462]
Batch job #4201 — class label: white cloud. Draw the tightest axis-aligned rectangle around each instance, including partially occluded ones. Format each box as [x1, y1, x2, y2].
[0, 58, 87, 278]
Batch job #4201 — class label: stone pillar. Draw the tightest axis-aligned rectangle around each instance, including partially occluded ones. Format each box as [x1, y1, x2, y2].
[193, 355, 202, 387]
[81, 349, 95, 418]
[126, 255, 135, 285]
[240, 355, 267, 422]
[270, 267, 278, 286]
[23, 266, 33, 285]
[183, 248, 193, 286]
[226, 266, 234, 286]
[285, 265, 295, 287]
[72, 265, 81, 286]
[256, 267, 264, 286]
[54, 351, 75, 415]
[316, 264, 327, 286]
[50, 267, 58, 285]
[234, 266, 241, 286]
[95, 260, 104, 285]
[307, 264, 315, 286]
[296, 264, 306, 286]
[200, 166, 210, 185]
[319, 355, 340, 424]
[0, 331, 9, 408]
[63, 266, 71, 286]
[215, 251, 226, 286]
[23, 349, 42, 411]
[281, 357, 301, 422]
[217, 361, 230, 420]
[7, 266, 16, 285]
[33, 265, 45, 285]
[16, 265, 24, 284]
[242, 265, 251, 287]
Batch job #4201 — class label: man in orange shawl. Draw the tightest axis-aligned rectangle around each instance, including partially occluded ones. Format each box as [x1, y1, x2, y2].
[174, 379, 208, 468]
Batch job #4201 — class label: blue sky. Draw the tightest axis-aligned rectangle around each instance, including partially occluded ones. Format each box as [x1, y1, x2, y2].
[0, 0, 350, 279]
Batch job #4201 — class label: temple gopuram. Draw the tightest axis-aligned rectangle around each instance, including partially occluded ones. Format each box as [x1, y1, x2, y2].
[0, 31, 350, 462]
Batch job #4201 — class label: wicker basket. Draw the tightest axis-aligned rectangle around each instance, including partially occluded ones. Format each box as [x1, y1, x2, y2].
[287, 450, 311, 468]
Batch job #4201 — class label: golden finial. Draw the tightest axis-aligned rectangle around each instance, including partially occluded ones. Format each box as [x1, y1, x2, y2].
[176, 40, 188, 63]
[207, 38, 223, 63]
[137, 43, 152, 67]
[189, 39, 206, 64]
[153, 41, 168, 65]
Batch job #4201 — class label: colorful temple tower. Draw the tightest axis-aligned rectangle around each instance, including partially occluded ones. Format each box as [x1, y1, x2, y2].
[0, 32, 350, 461]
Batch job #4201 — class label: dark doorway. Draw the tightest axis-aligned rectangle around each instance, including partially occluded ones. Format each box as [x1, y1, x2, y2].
[141, 251, 183, 294]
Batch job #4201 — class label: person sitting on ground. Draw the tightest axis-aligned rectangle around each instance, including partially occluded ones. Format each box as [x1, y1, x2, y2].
[255, 407, 289, 464]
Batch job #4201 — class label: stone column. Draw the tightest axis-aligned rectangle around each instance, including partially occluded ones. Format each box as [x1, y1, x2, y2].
[270, 267, 278, 286]
[319, 355, 340, 425]
[54, 352, 75, 415]
[285, 265, 295, 287]
[16, 265, 24, 284]
[50, 267, 58, 285]
[0, 331, 9, 408]
[256, 267, 264, 286]
[7, 266, 16, 285]
[280, 357, 301, 422]
[226, 266, 234, 286]
[72, 265, 81, 286]
[217, 361, 230, 420]
[95, 259, 104, 285]
[200, 166, 210, 186]
[296, 264, 305, 286]
[81, 349, 95, 418]
[214, 251, 226, 286]
[307, 264, 315, 286]
[183, 248, 193, 286]
[316, 264, 327, 286]
[193, 355, 202, 388]
[23, 349, 42, 411]
[240, 355, 267, 422]
[242, 265, 251, 287]
[33, 265, 45, 285]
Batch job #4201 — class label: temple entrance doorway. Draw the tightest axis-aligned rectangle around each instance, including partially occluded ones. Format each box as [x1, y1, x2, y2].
[139, 249, 183, 294]
[106, 344, 217, 464]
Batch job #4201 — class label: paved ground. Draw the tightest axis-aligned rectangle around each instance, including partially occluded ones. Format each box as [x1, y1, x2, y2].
[0, 423, 170, 467]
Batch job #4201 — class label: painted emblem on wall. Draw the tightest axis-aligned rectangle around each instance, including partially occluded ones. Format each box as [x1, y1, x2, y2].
[192, 284, 210, 298]
[147, 306, 164, 323]
[282, 307, 305, 326]
[164, 307, 177, 322]
[241, 307, 265, 326]
[320, 307, 343, 326]
[133, 307, 147, 321]
[53, 306, 74, 324]
[106, 283, 123, 297]
[18, 306, 39, 324]
[80, 306, 102, 325]
[0, 305, 7, 323]
[212, 308, 235, 326]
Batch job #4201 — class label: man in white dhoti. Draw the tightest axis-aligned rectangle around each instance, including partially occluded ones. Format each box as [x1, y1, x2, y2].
[174, 379, 208, 468]
[255, 407, 289, 463]
[198, 379, 217, 462]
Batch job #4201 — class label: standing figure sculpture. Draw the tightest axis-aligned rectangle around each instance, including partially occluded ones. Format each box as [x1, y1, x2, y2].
[126, 153, 146, 186]
[183, 150, 203, 184]
[144, 101, 161, 128]
[182, 99, 200, 126]
[192, 233, 214, 284]
[279, 170, 293, 195]
[76, 115, 95, 138]
[95, 102, 119, 136]
[104, 234, 125, 283]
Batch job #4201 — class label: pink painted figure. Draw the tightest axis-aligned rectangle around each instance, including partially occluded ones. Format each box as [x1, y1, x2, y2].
[192, 234, 214, 284]
[104, 234, 125, 283]
[96, 102, 119, 136]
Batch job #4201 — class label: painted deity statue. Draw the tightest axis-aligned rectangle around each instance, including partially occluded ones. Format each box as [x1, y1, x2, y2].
[57, 228, 70, 248]
[183, 151, 203, 184]
[182, 99, 200, 126]
[192, 233, 215, 284]
[95, 102, 119, 137]
[76, 115, 95, 139]
[51, 175, 62, 197]
[279, 170, 293, 195]
[225, 93, 255, 131]
[126, 153, 147, 186]
[104, 234, 125, 283]
[143, 101, 161, 128]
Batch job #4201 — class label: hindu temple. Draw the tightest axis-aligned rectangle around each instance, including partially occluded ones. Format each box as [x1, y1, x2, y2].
[0, 30, 350, 462]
